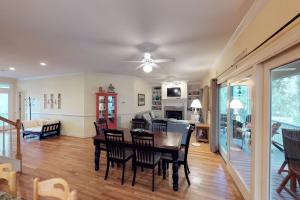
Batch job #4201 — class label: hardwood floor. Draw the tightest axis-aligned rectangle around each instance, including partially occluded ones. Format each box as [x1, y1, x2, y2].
[1, 134, 243, 200]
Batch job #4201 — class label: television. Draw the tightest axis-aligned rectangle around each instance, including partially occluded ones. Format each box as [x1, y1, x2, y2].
[167, 87, 181, 97]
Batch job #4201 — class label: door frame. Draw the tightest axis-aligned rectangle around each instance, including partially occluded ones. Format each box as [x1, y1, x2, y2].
[261, 43, 300, 200]
[218, 82, 229, 161]
[217, 67, 255, 200]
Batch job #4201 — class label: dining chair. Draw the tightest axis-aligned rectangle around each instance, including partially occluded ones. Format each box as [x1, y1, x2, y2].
[161, 125, 195, 185]
[94, 119, 109, 168]
[152, 119, 168, 135]
[0, 163, 16, 197]
[104, 129, 133, 184]
[131, 118, 146, 130]
[131, 130, 161, 192]
[94, 118, 108, 136]
[277, 129, 300, 196]
[33, 178, 77, 200]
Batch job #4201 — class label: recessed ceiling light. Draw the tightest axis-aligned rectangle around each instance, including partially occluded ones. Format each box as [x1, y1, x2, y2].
[40, 62, 47, 66]
[9, 67, 16, 71]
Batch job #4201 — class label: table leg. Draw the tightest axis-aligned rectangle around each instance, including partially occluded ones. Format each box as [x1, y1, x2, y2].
[162, 160, 166, 179]
[172, 151, 179, 191]
[95, 144, 100, 171]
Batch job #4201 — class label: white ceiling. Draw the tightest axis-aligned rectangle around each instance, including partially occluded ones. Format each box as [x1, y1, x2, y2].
[0, 0, 254, 82]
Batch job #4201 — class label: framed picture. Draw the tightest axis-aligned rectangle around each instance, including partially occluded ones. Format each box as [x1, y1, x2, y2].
[138, 94, 145, 106]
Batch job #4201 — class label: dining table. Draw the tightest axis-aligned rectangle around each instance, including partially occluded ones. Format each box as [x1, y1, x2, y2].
[93, 129, 182, 191]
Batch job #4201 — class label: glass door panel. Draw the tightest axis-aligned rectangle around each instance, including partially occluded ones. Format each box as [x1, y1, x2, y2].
[219, 85, 228, 158]
[229, 77, 252, 189]
[98, 96, 106, 119]
[0, 93, 9, 126]
[107, 95, 115, 125]
[270, 60, 300, 199]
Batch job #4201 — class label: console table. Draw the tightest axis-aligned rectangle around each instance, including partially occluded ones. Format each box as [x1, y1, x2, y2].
[195, 123, 210, 143]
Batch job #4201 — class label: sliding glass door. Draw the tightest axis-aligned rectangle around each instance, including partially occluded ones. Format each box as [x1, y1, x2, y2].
[218, 74, 253, 199]
[219, 84, 228, 159]
[269, 60, 300, 199]
[229, 78, 252, 189]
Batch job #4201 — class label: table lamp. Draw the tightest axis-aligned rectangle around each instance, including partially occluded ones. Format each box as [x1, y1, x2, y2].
[191, 99, 202, 122]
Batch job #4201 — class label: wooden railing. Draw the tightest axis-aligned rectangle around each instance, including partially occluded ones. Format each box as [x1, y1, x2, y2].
[0, 116, 22, 170]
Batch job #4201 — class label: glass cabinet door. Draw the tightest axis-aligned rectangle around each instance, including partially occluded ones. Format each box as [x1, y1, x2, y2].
[98, 96, 106, 119]
[107, 95, 115, 124]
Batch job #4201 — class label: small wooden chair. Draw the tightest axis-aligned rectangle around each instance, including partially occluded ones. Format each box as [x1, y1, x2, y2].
[0, 163, 16, 197]
[33, 178, 77, 200]
[152, 119, 168, 135]
[131, 118, 146, 130]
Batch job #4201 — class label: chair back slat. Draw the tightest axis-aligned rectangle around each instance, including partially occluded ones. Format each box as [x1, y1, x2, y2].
[131, 119, 146, 130]
[131, 130, 154, 165]
[94, 118, 108, 135]
[104, 129, 125, 160]
[183, 125, 195, 162]
[152, 119, 167, 134]
[282, 129, 300, 172]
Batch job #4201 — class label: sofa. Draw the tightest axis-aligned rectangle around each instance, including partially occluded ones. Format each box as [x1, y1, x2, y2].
[133, 111, 190, 145]
[22, 119, 61, 140]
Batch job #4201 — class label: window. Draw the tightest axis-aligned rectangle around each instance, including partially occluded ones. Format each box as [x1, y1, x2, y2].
[0, 83, 10, 89]
[0, 93, 9, 126]
[270, 61, 300, 199]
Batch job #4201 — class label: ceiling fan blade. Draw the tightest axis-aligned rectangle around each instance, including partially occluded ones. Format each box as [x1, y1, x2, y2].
[121, 60, 143, 63]
[153, 58, 175, 63]
[151, 63, 159, 68]
[136, 64, 145, 70]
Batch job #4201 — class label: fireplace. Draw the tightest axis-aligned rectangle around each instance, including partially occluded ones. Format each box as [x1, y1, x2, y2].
[166, 110, 183, 120]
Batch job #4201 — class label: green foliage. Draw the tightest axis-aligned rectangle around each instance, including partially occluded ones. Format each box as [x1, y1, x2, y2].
[272, 74, 300, 126]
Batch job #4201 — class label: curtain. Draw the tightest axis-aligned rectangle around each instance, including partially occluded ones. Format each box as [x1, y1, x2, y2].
[201, 86, 209, 123]
[209, 79, 219, 153]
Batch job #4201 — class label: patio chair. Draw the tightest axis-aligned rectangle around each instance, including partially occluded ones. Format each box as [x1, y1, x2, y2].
[232, 120, 244, 149]
[270, 122, 288, 174]
[276, 129, 300, 197]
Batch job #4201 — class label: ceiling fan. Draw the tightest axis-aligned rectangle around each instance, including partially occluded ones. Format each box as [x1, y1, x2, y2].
[122, 52, 175, 73]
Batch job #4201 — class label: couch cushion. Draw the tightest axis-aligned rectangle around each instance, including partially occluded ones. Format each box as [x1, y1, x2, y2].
[142, 113, 152, 124]
[25, 126, 43, 133]
[22, 120, 39, 129]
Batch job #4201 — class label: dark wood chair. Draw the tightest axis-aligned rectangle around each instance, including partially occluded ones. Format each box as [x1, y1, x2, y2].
[104, 129, 133, 184]
[95, 118, 108, 135]
[277, 129, 300, 197]
[161, 125, 195, 185]
[94, 119, 109, 169]
[232, 120, 244, 149]
[152, 119, 167, 135]
[131, 118, 146, 130]
[131, 130, 161, 192]
[270, 122, 288, 174]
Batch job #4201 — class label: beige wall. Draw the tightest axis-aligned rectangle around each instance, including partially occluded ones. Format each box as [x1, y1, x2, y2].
[17, 75, 85, 137]
[17, 73, 152, 138]
[203, 0, 300, 85]
[83, 73, 151, 137]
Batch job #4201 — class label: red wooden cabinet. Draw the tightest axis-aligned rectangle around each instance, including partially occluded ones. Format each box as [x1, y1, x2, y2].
[96, 92, 118, 129]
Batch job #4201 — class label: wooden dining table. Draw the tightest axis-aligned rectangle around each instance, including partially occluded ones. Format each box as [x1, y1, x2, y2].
[93, 129, 182, 191]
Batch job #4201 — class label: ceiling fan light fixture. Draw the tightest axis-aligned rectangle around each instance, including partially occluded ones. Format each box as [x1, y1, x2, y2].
[144, 52, 151, 60]
[143, 64, 152, 73]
